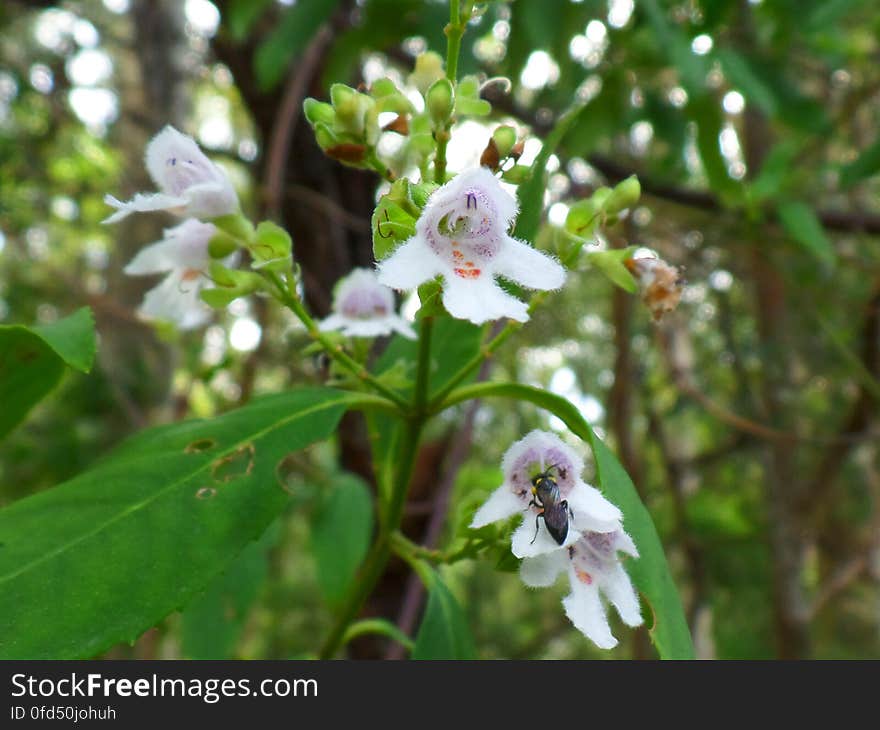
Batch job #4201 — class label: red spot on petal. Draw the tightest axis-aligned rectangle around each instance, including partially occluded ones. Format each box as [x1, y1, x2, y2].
[464, 261, 474, 267]
[182, 269, 201, 281]
[452, 250, 464, 259]
[575, 567, 593, 585]
[454, 268, 481, 279]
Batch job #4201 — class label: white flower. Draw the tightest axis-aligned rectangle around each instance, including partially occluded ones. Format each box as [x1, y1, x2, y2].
[124, 218, 218, 330]
[103, 125, 238, 224]
[520, 527, 643, 649]
[319, 268, 416, 339]
[470, 430, 622, 558]
[376, 168, 565, 325]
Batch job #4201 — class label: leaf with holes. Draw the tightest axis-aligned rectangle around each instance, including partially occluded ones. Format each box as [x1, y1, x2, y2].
[0, 307, 95, 440]
[0, 387, 390, 659]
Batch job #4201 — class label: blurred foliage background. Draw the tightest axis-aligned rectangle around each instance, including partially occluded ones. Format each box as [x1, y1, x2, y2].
[1, 0, 879, 659]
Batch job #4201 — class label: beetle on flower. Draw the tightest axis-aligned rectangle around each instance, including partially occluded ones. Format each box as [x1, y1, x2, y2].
[319, 268, 416, 340]
[103, 125, 239, 224]
[376, 167, 565, 325]
[470, 430, 622, 558]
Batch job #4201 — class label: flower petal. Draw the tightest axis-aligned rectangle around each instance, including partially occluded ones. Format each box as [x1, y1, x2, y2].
[441, 273, 529, 324]
[511, 517, 580, 558]
[124, 238, 181, 275]
[376, 237, 441, 291]
[470, 486, 523, 528]
[318, 313, 346, 333]
[139, 271, 211, 330]
[102, 192, 187, 224]
[520, 551, 567, 588]
[184, 180, 239, 220]
[615, 529, 639, 558]
[601, 562, 643, 628]
[493, 237, 566, 291]
[568, 483, 623, 533]
[562, 578, 617, 649]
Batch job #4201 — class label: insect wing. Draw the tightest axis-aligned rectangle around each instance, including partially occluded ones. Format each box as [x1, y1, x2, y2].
[542, 501, 570, 545]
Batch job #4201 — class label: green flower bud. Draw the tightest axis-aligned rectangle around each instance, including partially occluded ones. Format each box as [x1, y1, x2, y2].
[207, 230, 239, 259]
[303, 98, 335, 127]
[426, 77, 455, 127]
[409, 51, 444, 95]
[211, 213, 255, 244]
[491, 125, 518, 158]
[605, 175, 641, 214]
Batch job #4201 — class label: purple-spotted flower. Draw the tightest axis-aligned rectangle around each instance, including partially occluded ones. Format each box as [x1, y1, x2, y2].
[520, 527, 643, 649]
[124, 218, 217, 330]
[376, 168, 565, 325]
[319, 268, 416, 339]
[470, 430, 622, 558]
[103, 126, 238, 224]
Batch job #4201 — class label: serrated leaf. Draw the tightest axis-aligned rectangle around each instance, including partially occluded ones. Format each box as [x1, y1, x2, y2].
[777, 200, 836, 268]
[0, 387, 380, 659]
[310, 474, 374, 607]
[411, 569, 476, 659]
[0, 307, 95, 440]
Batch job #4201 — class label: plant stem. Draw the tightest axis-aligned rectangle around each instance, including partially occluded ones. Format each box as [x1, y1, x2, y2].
[318, 308, 435, 658]
[433, 0, 471, 184]
[263, 271, 409, 411]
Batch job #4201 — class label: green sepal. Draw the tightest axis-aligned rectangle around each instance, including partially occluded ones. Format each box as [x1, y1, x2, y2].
[207, 230, 239, 259]
[250, 221, 293, 272]
[211, 213, 254, 244]
[416, 280, 444, 318]
[371, 179, 437, 261]
[202, 263, 263, 307]
[587, 247, 639, 293]
[454, 75, 491, 117]
[500, 165, 531, 184]
[303, 98, 335, 127]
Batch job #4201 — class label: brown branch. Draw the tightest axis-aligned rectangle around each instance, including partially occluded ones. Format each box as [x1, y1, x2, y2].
[263, 26, 335, 221]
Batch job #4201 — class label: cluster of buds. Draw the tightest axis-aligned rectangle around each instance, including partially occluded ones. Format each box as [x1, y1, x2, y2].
[103, 126, 292, 329]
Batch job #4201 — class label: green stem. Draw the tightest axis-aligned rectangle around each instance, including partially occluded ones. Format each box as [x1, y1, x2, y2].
[341, 618, 415, 652]
[318, 306, 435, 658]
[433, 0, 470, 184]
[318, 538, 391, 659]
[263, 271, 409, 411]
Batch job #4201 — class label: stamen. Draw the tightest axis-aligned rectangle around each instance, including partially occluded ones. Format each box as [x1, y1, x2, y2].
[466, 192, 477, 210]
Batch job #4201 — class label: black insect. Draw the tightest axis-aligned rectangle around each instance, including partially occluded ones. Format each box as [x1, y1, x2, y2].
[528, 465, 574, 545]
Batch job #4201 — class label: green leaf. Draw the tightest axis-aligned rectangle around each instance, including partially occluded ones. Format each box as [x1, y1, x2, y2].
[715, 49, 778, 116]
[254, 0, 341, 90]
[776, 200, 836, 268]
[412, 569, 476, 659]
[224, 0, 274, 41]
[180, 522, 280, 659]
[840, 137, 880, 189]
[0, 307, 95, 440]
[310, 473, 374, 607]
[0, 387, 387, 659]
[690, 95, 742, 202]
[439, 382, 695, 660]
[514, 100, 591, 244]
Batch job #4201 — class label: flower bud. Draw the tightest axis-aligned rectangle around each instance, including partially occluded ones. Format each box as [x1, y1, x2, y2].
[409, 51, 444, 95]
[426, 77, 455, 127]
[492, 125, 518, 158]
[604, 175, 641, 214]
[303, 98, 335, 127]
[207, 230, 239, 259]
